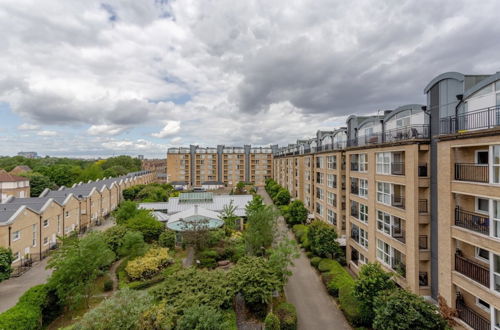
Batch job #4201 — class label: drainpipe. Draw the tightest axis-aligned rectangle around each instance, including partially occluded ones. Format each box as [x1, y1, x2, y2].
[455, 94, 464, 132]
[8, 226, 11, 248]
[39, 215, 42, 259]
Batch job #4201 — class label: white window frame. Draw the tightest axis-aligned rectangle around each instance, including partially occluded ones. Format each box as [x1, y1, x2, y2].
[493, 253, 500, 294]
[12, 251, 20, 262]
[43, 219, 49, 227]
[43, 237, 49, 245]
[359, 204, 368, 223]
[494, 307, 500, 330]
[327, 192, 336, 206]
[377, 210, 392, 236]
[12, 230, 20, 241]
[359, 154, 368, 172]
[475, 247, 490, 263]
[32, 224, 37, 247]
[475, 297, 490, 313]
[376, 239, 392, 266]
[476, 149, 489, 165]
[316, 187, 324, 200]
[316, 202, 323, 216]
[327, 156, 336, 170]
[476, 197, 489, 215]
[377, 181, 392, 205]
[359, 179, 368, 198]
[376, 152, 391, 175]
[327, 174, 336, 188]
[327, 209, 336, 225]
[352, 224, 368, 249]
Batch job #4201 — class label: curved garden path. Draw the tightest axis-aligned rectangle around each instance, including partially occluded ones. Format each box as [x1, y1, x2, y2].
[258, 188, 351, 330]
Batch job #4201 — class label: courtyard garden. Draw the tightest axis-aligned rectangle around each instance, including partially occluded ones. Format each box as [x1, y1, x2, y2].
[0, 185, 299, 330]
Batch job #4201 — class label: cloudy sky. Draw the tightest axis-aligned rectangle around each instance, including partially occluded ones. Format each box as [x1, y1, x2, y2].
[0, 0, 499, 158]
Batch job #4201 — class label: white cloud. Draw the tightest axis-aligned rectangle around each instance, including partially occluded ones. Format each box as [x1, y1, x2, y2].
[17, 123, 40, 130]
[37, 130, 58, 136]
[87, 124, 127, 136]
[152, 120, 181, 138]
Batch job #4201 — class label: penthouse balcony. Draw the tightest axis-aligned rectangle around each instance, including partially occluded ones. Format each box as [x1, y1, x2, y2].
[440, 105, 500, 135]
[455, 207, 489, 235]
[347, 124, 430, 147]
[455, 253, 490, 288]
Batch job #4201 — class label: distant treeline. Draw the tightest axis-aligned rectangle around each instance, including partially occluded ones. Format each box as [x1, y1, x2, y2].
[0, 155, 142, 197]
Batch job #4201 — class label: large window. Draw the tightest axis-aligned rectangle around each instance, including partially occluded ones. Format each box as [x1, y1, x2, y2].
[327, 192, 336, 206]
[376, 239, 391, 266]
[494, 254, 500, 293]
[359, 204, 368, 223]
[376, 152, 391, 174]
[316, 202, 323, 216]
[352, 224, 368, 249]
[327, 156, 336, 170]
[494, 146, 500, 184]
[494, 200, 500, 238]
[359, 179, 368, 198]
[316, 157, 324, 169]
[327, 174, 337, 188]
[377, 210, 391, 235]
[327, 209, 337, 225]
[316, 172, 324, 184]
[316, 187, 324, 200]
[377, 182, 391, 205]
[359, 154, 368, 172]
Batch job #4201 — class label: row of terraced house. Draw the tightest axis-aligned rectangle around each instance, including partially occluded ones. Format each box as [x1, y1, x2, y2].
[273, 71, 500, 330]
[0, 171, 154, 272]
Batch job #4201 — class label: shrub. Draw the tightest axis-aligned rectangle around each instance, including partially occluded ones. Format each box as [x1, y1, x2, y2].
[103, 279, 113, 292]
[72, 288, 153, 329]
[305, 251, 313, 258]
[102, 226, 128, 254]
[373, 289, 448, 330]
[0, 247, 13, 282]
[125, 247, 172, 280]
[339, 285, 365, 326]
[264, 312, 280, 330]
[176, 305, 227, 330]
[310, 257, 321, 268]
[317, 259, 336, 272]
[307, 221, 340, 258]
[158, 230, 176, 249]
[287, 200, 308, 225]
[119, 231, 147, 258]
[273, 189, 291, 206]
[198, 257, 217, 269]
[199, 249, 218, 259]
[125, 213, 164, 243]
[292, 224, 308, 242]
[275, 302, 297, 330]
[326, 260, 354, 297]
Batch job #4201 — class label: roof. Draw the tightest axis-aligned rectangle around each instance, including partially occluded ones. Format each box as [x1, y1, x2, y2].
[166, 205, 224, 231]
[2, 197, 60, 212]
[0, 173, 29, 182]
[179, 192, 214, 203]
[10, 165, 32, 174]
[139, 194, 253, 217]
[201, 181, 224, 185]
[423, 72, 465, 93]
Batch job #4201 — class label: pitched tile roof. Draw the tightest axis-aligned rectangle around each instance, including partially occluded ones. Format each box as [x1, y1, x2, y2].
[0, 173, 29, 182]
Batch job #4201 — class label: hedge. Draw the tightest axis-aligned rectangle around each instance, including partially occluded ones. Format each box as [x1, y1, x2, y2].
[339, 285, 365, 326]
[326, 261, 355, 297]
[317, 259, 336, 272]
[292, 224, 308, 242]
[310, 257, 321, 268]
[275, 302, 297, 330]
[0, 284, 49, 330]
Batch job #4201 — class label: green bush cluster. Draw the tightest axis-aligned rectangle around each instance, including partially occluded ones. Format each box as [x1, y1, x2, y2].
[317, 258, 336, 272]
[0, 284, 60, 330]
[310, 256, 321, 268]
[275, 302, 297, 330]
[264, 312, 280, 330]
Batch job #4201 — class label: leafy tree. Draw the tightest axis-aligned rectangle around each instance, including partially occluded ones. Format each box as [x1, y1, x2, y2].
[101, 155, 141, 172]
[373, 289, 448, 330]
[235, 181, 246, 194]
[220, 200, 239, 232]
[102, 225, 129, 254]
[139, 301, 176, 330]
[0, 247, 13, 282]
[353, 263, 396, 323]
[176, 305, 227, 330]
[287, 200, 308, 225]
[72, 288, 152, 330]
[230, 256, 280, 313]
[273, 188, 291, 206]
[47, 233, 115, 308]
[119, 231, 147, 258]
[266, 181, 281, 198]
[264, 312, 280, 330]
[307, 221, 340, 258]
[122, 185, 146, 201]
[244, 206, 277, 256]
[136, 185, 168, 202]
[159, 230, 176, 249]
[79, 163, 104, 182]
[245, 194, 264, 217]
[20, 172, 57, 197]
[268, 238, 299, 287]
[103, 165, 128, 178]
[125, 213, 164, 243]
[113, 201, 141, 224]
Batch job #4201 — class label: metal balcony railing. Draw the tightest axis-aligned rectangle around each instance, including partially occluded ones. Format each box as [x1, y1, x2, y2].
[455, 163, 489, 183]
[455, 207, 489, 235]
[456, 299, 491, 330]
[455, 254, 490, 287]
[418, 199, 428, 213]
[384, 125, 430, 142]
[391, 195, 405, 209]
[391, 162, 405, 175]
[440, 105, 500, 134]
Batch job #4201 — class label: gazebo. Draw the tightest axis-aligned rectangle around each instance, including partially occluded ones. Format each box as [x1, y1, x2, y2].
[166, 204, 224, 232]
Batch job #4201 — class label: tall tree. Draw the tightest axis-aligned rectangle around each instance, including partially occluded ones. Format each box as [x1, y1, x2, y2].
[244, 206, 277, 256]
[0, 247, 13, 282]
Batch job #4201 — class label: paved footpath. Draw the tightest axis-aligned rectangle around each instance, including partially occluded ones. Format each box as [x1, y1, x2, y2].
[258, 188, 351, 330]
[0, 218, 116, 313]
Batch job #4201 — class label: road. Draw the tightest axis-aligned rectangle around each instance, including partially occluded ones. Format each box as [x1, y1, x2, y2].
[258, 188, 351, 330]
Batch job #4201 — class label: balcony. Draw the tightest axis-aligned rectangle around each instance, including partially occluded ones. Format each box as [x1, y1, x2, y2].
[391, 195, 405, 209]
[455, 207, 489, 235]
[391, 225, 406, 244]
[419, 272, 429, 286]
[391, 162, 405, 175]
[418, 163, 428, 177]
[455, 163, 488, 183]
[456, 299, 491, 330]
[455, 253, 490, 287]
[384, 125, 430, 142]
[418, 199, 428, 213]
[440, 105, 500, 134]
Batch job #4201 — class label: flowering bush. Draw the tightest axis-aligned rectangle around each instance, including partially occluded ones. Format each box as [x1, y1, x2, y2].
[126, 247, 172, 280]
